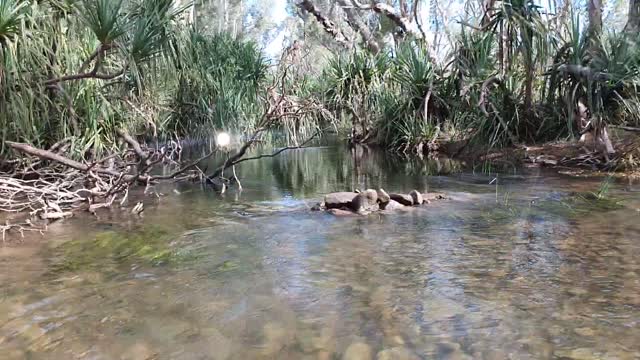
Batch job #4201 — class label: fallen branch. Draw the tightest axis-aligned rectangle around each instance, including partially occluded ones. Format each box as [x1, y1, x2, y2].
[223, 129, 323, 169]
[6, 142, 90, 171]
[116, 129, 148, 163]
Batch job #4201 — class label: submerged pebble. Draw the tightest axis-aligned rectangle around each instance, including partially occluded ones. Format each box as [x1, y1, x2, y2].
[343, 342, 373, 360]
[261, 322, 292, 356]
[377, 347, 416, 360]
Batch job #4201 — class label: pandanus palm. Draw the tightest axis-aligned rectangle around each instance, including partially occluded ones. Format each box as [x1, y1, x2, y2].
[548, 7, 640, 139]
[459, 0, 552, 144]
[0, 0, 27, 46]
[482, 0, 550, 110]
[0, 0, 27, 85]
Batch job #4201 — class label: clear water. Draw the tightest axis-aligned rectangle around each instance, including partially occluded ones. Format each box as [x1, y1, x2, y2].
[1, 145, 639, 359]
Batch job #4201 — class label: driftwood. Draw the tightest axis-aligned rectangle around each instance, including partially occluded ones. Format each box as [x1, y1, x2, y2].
[1, 126, 317, 239]
[2, 132, 194, 218]
[611, 125, 640, 133]
[1, 221, 44, 242]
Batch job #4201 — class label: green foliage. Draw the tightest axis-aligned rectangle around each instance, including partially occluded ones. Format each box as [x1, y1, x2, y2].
[321, 44, 442, 150]
[164, 31, 268, 138]
[312, 0, 640, 154]
[80, 0, 127, 44]
[323, 50, 388, 107]
[3, 0, 640, 161]
[0, 1, 270, 157]
[0, 0, 27, 45]
[128, 0, 184, 64]
[378, 44, 441, 150]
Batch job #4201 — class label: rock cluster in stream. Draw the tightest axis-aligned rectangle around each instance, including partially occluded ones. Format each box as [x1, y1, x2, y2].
[312, 188, 446, 215]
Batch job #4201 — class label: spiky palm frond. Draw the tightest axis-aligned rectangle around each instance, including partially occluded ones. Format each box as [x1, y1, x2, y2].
[129, 0, 186, 64]
[0, 0, 28, 45]
[80, 0, 127, 44]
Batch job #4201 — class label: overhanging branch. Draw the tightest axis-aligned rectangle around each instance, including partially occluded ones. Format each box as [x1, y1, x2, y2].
[351, 1, 421, 38]
[298, 0, 352, 47]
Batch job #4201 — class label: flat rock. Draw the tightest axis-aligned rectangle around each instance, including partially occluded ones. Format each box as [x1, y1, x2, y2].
[574, 327, 595, 337]
[389, 194, 413, 206]
[325, 192, 358, 209]
[355, 190, 380, 212]
[122, 343, 156, 360]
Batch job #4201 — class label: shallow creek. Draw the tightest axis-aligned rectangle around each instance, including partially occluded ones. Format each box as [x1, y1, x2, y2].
[1, 145, 639, 359]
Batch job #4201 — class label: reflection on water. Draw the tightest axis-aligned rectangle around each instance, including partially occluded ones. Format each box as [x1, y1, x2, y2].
[1, 145, 640, 359]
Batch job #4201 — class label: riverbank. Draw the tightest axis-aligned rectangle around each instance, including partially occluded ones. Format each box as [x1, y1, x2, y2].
[436, 130, 640, 178]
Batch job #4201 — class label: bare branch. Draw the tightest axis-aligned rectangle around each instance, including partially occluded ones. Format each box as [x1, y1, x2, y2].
[7, 142, 90, 172]
[45, 43, 123, 85]
[351, 1, 421, 38]
[116, 129, 148, 162]
[225, 129, 322, 168]
[412, 0, 427, 41]
[298, 0, 352, 47]
[44, 69, 124, 86]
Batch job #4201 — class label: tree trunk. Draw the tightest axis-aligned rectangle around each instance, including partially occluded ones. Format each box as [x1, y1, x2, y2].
[338, 0, 380, 53]
[413, 0, 427, 42]
[498, 22, 505, 76]
[625, 0, 640, 34]
[587, 0, 602, 43]
[556, 0, 571, 35]
[223, 0, 229, 31]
